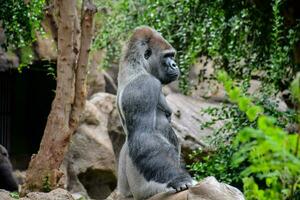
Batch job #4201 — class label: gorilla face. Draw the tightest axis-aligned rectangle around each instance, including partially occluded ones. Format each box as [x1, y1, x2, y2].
[161, 51, 179, 84]
[144, 47, 180, 85]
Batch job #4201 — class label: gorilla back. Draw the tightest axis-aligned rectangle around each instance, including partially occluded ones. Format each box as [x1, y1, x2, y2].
[117, 26, 193, 200]
[0, 145, 18, 191]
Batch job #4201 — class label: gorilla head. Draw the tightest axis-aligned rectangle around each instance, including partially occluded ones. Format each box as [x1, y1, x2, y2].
[125, 26, 180, 85]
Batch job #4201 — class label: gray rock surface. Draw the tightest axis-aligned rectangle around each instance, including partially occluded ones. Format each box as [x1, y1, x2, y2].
[63, 93, 118, 200]
[87, 50, 107, 97]
[166, 93, 223, 157]
[106, 177, 244, 200]
[23, 188, 75, 200]
[0, 189, 12, 200]
[0, 188, 75, 200]
[189, 57, 226, 102]
[149, 177, 244, 200]
[0, 26, 18, 72]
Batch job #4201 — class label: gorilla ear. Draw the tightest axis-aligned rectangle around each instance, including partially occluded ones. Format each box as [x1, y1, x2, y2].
[144, 48, 152, 60]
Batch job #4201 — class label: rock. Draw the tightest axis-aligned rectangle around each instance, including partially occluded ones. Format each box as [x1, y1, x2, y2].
[0, 48, 19, 72]
[33, 18, 57, 61]
[0, 189, 12, 200]
[21, 188, 75, 200]
[107, 102, 125, 162]
[162, 80, 181, 96]
[189, 57, 226, 102]
[104, 71, 118, 95]
[71, 192, 88, 200]
[247, 80, 261, 94]
[189, 59, 288, 113]
[87, 50, 106, 97]
[106, 177, 244, 200]
[149, 177, 244, 200]
[80, 101, 101, 125]
[63, 93, 118, 200]
[166, 93, 223, 160]
[34, 32, 57, 61]
[0, 26, 18, 72]
[105, 189, 133, 200]
[14, 170, 26, 186]
[103, 62, 119, 94]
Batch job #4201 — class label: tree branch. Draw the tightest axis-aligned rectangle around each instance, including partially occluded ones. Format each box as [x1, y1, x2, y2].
[44, 1, 58, 44]
[69, 0, 97, 130]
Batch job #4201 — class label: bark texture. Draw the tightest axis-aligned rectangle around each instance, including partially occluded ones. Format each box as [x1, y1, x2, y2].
[21, 0, 96, 195]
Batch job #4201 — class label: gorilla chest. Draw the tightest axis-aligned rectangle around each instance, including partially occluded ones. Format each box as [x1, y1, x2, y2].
[155, 108, 178, 147]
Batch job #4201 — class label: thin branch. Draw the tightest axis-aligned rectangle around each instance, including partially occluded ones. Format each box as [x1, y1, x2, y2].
[69, 0, 97, 130]
[44, 1, 58, 44]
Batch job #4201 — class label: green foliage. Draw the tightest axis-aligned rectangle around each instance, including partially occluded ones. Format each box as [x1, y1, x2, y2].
[9, 192, 19, 199]
[42, 175, 51, 192]
[195, 71, 300, 199]
[234, 117, 300, 199]
[218, 71, 265, 122]
[0, 0, 45, 48]
[223, 71, 300, 199]
[189, 145, 243, 188]
[94, 0, 300, 93]
[18, 46, 34, 72]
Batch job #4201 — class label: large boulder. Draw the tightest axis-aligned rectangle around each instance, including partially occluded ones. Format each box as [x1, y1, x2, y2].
[166, 93, 223, 160]
[0, 26, 18, 72]
[106, 177, 244, 200]
[189, 57, 226, 102]
[34, 32, 57, 61]
[0, 189, 11, 200]
[87, 50, 107, 97]
[63, 93, 119, 200]
[149, 177, 244, 200]
[0, 189, 75, 200]
[22, 188, 75, 200]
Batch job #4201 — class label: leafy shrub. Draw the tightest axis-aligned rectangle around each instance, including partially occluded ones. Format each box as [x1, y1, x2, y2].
[190, 71, 300, 200]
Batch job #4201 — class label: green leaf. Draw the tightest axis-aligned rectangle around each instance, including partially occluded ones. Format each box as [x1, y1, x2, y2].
[228, 87, 241, 103]
[246, 106, 263, 122]
[257, 116, 276, 131]
[238, 96, 252, 112]
[217, 70, 228, 83]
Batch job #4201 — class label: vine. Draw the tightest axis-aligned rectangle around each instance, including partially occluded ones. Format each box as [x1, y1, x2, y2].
[0, 0, 45, 48]
[94, 0, 300, 93]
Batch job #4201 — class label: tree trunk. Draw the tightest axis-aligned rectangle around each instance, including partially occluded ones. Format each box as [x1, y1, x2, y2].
[21, 0, 96, 195]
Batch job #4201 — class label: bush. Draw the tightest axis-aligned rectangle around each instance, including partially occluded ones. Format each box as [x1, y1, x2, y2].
[190, 72, 300, 200]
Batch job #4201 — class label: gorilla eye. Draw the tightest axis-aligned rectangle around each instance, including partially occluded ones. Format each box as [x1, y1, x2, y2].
[144, 48, 152, 60]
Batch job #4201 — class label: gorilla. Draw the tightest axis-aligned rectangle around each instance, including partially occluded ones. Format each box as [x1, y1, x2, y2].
[0, 145, 18, 191]
[117, 26, 194, 200]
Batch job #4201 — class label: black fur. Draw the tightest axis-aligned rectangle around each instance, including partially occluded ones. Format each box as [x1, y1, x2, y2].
[0, 145, 18, 191]
[117, 27, 193, 199]
[120, 74, 191, 186]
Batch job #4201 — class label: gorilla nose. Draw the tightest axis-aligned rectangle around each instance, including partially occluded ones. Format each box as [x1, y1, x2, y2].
[168, 59, 177, 69]
[171, 62, 177, 68]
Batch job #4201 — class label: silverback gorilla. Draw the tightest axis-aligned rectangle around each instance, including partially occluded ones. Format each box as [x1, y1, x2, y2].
[0, 145, 18, 191]
[117, 26, 194, 200]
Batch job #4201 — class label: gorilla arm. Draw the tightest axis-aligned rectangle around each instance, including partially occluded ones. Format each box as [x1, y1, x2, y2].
[122, 75, 193, 191]
[0, 160, 18, 191]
